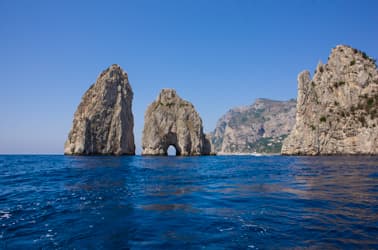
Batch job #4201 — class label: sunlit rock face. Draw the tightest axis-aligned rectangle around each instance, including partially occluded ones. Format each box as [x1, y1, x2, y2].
[142, 89, 212, 156]
[282, 45, 378, 155]
[64, 64, 135, 155]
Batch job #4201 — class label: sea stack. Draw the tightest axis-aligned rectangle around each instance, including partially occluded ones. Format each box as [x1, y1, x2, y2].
[282, 45, 378, 155]
[142, 89, 212, 156]
[64, 64, 135, 155]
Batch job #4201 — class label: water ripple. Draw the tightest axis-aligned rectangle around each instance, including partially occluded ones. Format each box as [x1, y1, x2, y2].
[0, 155, 377, 249]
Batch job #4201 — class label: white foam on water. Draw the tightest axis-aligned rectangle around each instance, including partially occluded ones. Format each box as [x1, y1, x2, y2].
[218, 227, 234, 232]
[0, 213, 11, 219]
[0, 211, 11, 217]
[243, 224, 258, 227]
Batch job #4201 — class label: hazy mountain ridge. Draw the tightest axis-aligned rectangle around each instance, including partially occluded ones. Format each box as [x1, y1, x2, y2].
[210, 98, 296, 154]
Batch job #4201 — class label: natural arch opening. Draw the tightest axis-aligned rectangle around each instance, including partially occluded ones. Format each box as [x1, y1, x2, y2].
[167, 145, 179, 156]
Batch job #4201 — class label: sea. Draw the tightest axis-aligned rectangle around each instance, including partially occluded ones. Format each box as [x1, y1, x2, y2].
[0, 155, 377, 249]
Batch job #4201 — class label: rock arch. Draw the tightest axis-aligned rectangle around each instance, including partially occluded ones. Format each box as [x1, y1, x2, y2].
[167, 144, 179, 156]
[142, 89, 212, 156]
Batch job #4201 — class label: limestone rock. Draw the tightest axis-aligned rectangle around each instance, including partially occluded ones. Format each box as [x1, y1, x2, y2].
[64, 64, 135, 155]
[210, 99, 296, 154]
[282, 45, 378, 155]
[142, 89, 211, 156]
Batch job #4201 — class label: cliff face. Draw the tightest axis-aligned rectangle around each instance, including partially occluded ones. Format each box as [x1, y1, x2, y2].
[211, 99, 296, 154]
[64, 64, 135, 155]
[282, 45, 378, 155]
[142, 89, 211, 156]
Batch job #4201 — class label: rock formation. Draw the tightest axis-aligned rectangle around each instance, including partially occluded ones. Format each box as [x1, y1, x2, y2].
[282, 45, 378, 155]
[210, 98, 296, 154]
[142, 89, 212, 156]
[64, 64, 135, 155]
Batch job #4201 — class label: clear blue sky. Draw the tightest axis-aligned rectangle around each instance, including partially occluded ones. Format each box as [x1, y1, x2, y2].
[1, 0, 377, 154]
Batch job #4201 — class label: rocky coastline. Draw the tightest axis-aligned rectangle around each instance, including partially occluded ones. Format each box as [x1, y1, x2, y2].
[65, 45, 377, 156]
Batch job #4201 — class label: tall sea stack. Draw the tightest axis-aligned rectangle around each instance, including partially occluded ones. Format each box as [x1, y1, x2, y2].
[282, 45, 378, 155]
[64, 64, 135, 155]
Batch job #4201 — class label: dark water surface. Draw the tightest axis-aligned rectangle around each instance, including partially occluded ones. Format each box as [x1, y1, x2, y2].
[0, 155, 377, 249]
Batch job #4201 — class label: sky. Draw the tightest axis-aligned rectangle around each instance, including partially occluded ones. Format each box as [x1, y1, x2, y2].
[0, 0, 377, 154]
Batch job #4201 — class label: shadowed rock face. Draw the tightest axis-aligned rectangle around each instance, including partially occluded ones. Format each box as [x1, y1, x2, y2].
[282, 45, 378, 155]
[64, 64, 135, 155]
[142, 89, 211, 156]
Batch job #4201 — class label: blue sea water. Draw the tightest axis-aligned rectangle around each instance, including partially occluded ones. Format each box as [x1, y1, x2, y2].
[0, 155, 377, 249]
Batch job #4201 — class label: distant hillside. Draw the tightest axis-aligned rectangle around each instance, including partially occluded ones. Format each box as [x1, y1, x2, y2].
[210, 98, 296, 154]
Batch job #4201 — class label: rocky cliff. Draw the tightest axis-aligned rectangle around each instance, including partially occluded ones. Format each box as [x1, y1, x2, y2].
[210, 98, 296, 154]
[282, 45, 378, 155]
[64, 64, 135, 155]
[142, 89, 211, 156]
